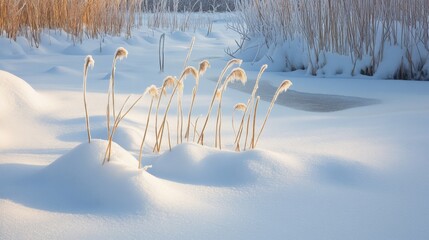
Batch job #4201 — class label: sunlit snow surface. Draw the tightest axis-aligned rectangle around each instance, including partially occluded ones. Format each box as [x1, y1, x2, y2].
[1, 17, 428, 240]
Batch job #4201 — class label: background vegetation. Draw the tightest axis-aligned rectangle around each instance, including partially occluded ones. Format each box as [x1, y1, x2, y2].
[0, 0, 427, 79]
[232, 0, 429, 80]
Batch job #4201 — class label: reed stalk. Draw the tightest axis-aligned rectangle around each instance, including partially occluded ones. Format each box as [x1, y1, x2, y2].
[185, 60, 210, 141]
[234, 64, 267, 151]
[254, 80, 292, 148]
[156, 66, 198, 152]
[214, 68, 247, 149]
[107, 47, 128, 137]
[138, 85, 159, 169]
[83, 55, 95, 143]
[153, 76, 176, 152]
[198, 59, 242, 145]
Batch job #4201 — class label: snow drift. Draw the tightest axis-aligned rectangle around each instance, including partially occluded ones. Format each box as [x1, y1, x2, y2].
[16, 140, 147, 213]
[0, 70, 43, 116]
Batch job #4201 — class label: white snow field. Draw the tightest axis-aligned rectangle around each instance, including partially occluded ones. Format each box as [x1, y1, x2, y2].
[1, 19, 429, 240]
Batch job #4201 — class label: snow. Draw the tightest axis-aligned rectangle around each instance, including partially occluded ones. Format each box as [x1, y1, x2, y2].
[0, 70, 44, 115]
[1, 16, 429, 240]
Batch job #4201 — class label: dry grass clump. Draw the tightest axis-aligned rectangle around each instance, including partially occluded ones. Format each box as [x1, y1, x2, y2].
[80, 41, 291, 168]
[155, 66, 198, 152]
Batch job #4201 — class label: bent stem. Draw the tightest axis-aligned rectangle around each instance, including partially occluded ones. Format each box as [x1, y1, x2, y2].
[153, 76, 175, 152]
[255, 80, 292, 147]
[107, 47, 128, 137]
[83, 55, 94, 143]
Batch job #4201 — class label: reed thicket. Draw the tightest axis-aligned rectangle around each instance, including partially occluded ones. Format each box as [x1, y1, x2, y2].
[232, 0, 429, 80]
[0, 0, 143, 46]
[0, 0, 219, 46]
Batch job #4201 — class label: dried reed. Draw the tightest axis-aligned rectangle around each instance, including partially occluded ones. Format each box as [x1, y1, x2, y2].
[107, 47, 128, 137]
[254, 80, 292, 148]
[83, 55, 95, 143]
[183, 36, 196, 68]
[214, 67, 247, 149]
[234, 64, 267, 151]
[198, 58, 242, 145]
[154, 76, 176, 152]
[156, 66, 198, 152]
[103, 94, 143, 164]
[138, 85, 159, 169]
[185, 60, 210, 141]
[0, 0, 144, 45]
[232, 103, 246, 137]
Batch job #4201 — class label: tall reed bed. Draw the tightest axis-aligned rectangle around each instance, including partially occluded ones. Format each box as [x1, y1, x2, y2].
[0, 0, 228, 46]
[0, 0, 143, 46]
[232, 0, 429, 80]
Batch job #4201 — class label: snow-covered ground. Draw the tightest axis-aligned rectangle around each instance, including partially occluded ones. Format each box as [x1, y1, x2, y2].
[1, 18, 428, 240]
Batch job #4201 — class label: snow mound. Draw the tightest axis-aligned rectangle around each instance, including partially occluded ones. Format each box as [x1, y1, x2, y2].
[62, 44, 90, 55]
[30, 139, 145, 213]
[58, 123, 144, 151]
[170, 31, 193, 42]
[0, 38, 26, 58]
[149, 143, 296, 187]
[93, 126, 143, 151]
[312, 156, 377, 188]
[0, 70, 43, 115]
[46, 66, 80, 77]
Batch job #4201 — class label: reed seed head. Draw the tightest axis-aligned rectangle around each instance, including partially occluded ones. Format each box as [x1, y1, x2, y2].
[279, 80, 293, 93]
[227, 58, 243, 68]
[234, 103, 247, 111]
[114, 47, 128, 61]
[199, 60, 210, 75]
[179, 66, 199, 81]
[163, 76, 176, 88]
[84, 55, 95, 69]
[273, 80, 292, 102]
[226, 68, 247, 85]
[144, 85, 159, 98]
